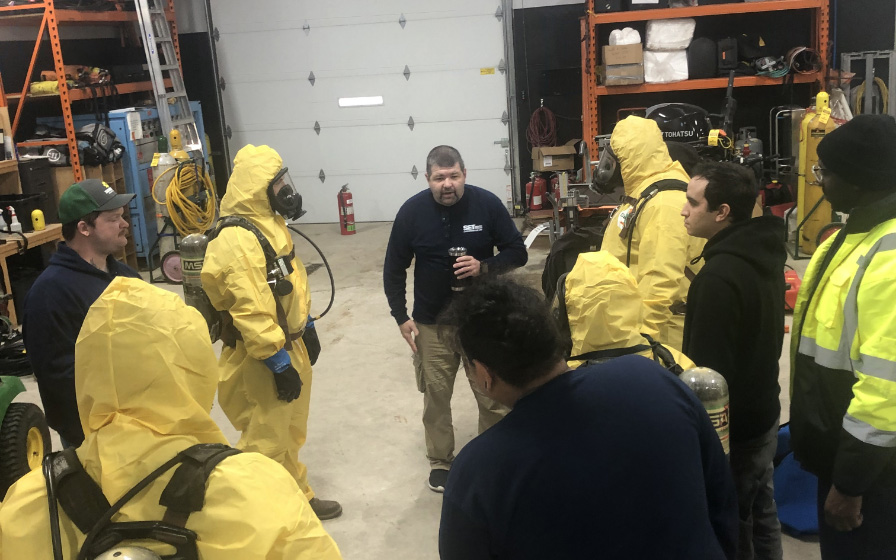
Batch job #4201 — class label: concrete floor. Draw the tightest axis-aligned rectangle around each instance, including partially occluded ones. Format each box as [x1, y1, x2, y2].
[13, 220, 823, 559]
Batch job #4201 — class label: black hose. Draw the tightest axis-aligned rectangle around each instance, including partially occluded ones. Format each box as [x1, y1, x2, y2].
[43, 455, 64, 560]
[287, 225, 335, 320]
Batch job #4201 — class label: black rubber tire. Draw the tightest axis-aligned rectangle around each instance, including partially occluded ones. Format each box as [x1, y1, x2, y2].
[0, 402, 51, 499]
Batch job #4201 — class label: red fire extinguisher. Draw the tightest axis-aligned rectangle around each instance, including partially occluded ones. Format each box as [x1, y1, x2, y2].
[337, 184, 356, 235]
[526, 176, 546, 210]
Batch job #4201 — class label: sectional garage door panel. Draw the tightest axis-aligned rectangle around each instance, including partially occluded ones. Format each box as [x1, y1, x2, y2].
[212, 0, 512, 223]
[229, 117, 511, 224]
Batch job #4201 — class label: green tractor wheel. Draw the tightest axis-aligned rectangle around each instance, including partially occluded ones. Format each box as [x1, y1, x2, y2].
[0, 402, 51, 498]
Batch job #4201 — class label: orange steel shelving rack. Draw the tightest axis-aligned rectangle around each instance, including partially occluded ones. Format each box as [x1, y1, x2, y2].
[580, 0, 830, 152]
[0, 0, 180, 182]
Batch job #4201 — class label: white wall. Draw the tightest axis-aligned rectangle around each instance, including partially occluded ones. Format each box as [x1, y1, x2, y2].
[210, 0, 513, 223]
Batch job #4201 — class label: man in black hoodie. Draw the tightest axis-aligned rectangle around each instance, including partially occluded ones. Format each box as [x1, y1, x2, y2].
[23, 179, 140, 448]
[681, 161, 786, 560]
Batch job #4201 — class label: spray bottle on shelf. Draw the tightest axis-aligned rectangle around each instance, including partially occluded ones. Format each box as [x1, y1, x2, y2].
[7, 207, 22, 234]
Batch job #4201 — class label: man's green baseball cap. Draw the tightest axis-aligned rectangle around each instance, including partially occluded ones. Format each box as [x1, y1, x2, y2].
[58, 179, 135, 224]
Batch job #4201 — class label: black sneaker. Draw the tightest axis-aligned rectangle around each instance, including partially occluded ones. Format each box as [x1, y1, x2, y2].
[308, 497, 343, 520]
[428, 469, 449, 493]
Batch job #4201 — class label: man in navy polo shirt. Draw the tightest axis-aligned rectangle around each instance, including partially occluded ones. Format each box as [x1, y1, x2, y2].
[383, 145, 527, 493]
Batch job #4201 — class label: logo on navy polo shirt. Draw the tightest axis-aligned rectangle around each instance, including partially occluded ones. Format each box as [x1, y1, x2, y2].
[463, 224, 483, 233]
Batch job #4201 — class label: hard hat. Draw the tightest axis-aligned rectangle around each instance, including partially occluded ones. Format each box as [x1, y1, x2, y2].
[93, 546, 163, 560]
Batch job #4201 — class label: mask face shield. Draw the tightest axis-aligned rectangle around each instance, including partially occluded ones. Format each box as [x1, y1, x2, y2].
[593, 144, 621, 194]
[268, 168, 306, 221]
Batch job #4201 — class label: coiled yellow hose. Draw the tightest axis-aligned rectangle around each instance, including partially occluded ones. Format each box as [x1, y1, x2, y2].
[152, 161, 217, 235]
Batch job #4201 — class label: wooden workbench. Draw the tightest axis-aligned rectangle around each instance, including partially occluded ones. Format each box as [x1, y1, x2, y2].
[0, 223, 63, 325]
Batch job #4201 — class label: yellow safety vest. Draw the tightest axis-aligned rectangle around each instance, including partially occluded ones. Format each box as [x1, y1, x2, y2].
[791, 208, 896, 494]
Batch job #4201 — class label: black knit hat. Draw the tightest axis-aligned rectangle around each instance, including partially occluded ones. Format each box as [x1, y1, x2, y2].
[816, 114, 896, 191]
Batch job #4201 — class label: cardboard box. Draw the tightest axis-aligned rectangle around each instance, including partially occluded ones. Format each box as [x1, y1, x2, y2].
[602, 43, 643, 66]
[599, 63, 645, 86]
[532, 145, 576, 171]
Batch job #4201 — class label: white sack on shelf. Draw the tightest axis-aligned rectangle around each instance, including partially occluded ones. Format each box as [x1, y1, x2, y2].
[646, 18, 696, 51]
[609, 27, 642, 46]
[644, 49, 689, 83]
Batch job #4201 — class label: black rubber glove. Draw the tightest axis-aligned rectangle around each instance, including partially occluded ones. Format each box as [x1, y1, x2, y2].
[263, 349, 302, 402]
[303, 318, 321, 366]
[273, 365, 302, 402]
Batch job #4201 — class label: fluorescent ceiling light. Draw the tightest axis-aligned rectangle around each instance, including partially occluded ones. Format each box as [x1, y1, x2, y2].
[338, 96, 384, 107]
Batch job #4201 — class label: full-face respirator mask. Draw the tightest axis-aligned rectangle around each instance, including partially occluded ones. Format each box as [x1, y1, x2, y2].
[267, 168, 306, 221]
[593, 143, 622, 194]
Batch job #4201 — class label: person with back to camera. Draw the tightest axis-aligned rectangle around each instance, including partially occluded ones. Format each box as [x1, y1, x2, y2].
[0, 277, 342, 559]
[600, 116, 706, 351]
[437, 277, 738, 560]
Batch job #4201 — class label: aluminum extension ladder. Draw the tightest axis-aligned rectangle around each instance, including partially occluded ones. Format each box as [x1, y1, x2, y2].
[135, 0, 201, 151]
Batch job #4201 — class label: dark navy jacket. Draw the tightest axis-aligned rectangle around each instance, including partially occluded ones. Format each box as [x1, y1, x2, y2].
[440, 356, 738, 560]
[383, 185, 527, 325]
[22, 243, 140, 446]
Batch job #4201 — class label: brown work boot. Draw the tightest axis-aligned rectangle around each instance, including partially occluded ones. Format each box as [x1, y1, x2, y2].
[309, 497, 343, 520]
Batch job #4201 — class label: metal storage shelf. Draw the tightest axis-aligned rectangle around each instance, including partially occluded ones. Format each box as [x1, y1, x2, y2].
[0, 6, 174, 25]
[0, 0, 182, 182]
[594, 72, 821, 95]
[581, 0, 830, 143]
[6, 80, 172, 103]
[587, 0, 824, 24]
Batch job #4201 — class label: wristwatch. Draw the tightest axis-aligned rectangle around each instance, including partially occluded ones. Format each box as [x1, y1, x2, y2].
[480, 260, 489, 275]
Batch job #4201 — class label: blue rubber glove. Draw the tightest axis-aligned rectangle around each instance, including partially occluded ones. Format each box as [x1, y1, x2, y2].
[263, 348, 302, 402]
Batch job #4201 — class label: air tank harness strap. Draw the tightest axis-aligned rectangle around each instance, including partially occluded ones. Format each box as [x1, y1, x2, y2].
[641, 333, 684, 375]
[44, 443, 241, 560]
[211, 216, 301, 350]
[570, 344, 652, 365]
[160, 444, 243, 528]
[620, 179, 688, 267]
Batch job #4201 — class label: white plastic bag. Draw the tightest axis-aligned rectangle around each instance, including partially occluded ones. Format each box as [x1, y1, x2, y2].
[644, 50, 689, 84]
[646, 18, 696, 51]
[609, 27, 642, 46]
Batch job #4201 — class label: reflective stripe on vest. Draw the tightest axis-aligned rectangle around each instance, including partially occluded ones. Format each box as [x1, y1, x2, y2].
[799, 232, 896, 447]
[843, 413, 896, 448]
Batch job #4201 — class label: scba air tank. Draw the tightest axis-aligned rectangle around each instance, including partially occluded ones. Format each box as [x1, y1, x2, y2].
[680, 367, 730, 455]
[180, 233, 221, 341]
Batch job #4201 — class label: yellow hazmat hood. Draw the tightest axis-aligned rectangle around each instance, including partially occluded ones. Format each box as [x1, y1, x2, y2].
[220, 144, 293, 249]
[75, 277, 227, 492]
[565, 251, 646, 356]
[610, 116, 690, 197]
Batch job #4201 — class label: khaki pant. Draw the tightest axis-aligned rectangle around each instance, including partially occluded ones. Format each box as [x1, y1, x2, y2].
[413, 323, 508, 470]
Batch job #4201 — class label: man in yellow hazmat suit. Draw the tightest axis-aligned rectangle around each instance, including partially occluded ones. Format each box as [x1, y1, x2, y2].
[561, 250, 695, 371]
[601, 116, 705, 351]
[200, 144, 341, 520]
[0, 277, 342, 559]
